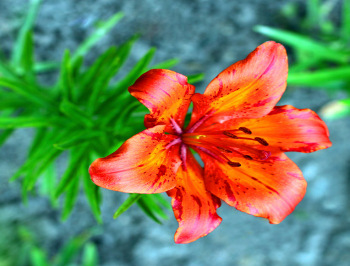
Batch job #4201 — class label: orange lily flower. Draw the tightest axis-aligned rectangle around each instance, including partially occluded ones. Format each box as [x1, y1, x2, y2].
[89, 41, 332, 244]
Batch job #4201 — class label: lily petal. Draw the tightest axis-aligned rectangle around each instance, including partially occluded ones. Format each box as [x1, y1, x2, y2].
[167, 151, 222, 244]
[203, 105, 332, 153]
[89, 125, 180, 193]
[129, 69, 195, 133]
[201, 152, 306, 224]
[188, 41, 288, 131]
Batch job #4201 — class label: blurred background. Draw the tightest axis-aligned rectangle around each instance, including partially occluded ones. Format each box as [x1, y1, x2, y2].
[1, 0, 349, 265]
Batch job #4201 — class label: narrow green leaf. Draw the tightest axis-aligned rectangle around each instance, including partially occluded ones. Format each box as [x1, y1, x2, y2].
[54, 131, 102, 150]
[59, 99, 94, 128]
[137, 197, 162, 224]
[150, 58, 179, 69]
[98, 48, 156, 114]
[61, 175, 80, 220]
[12, 0, 42, 66]
[188, 73, 205, 84]
[82, 242, 99, 266]
[0, 92, 29, 110]
[29, 247, 49, 266]
[111, 47, 156, 92]
[254, 25, 349, 63]
[0, 129, 14, 146]
[0, 61, 18, 80]
[54, 232, 93, 266]
[39, 163, 57, 207]
[288, 66, 350, 87]
[152, 194, 172, 210]
[71, 12, 124, 64]
[342, 0, 350, 43]
[34, 61, 59, 73]
[22, 148, 62, 191]
[141, 194, 169, 220]
[55, 146, 88, 198]
[59, 50, 74, 101]
[82, 155, 102, 223]
[19, 30, 35, 81]
[305, 0, 320, 29]
[0, 77, 56, 109]
[0, 116, 63, 129]
[113, 193, 142, 219]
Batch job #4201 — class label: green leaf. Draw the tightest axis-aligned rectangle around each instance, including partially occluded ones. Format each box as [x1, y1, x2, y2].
[288, 66, 350, 87]
[152, 194, 172, 210]
[0, 129, 14, 147]
[58, 50, 74, 101]
[61, 174, 80, 220]
[29, 247, 49, 266]
[22, 148, 62, 191]
[11, 0, 42, 67]
[0, 77, 56, 109]
[55, 146, 89, 198]
[98, 48, 156, 114]
[141, 194, 169, 220]
[39, 163, 57, 207]
[110, 47, 156, 92]
[113, 193, 142, 219]
[34, 61, 59, 73]
[0, 92, 29, 110]
[150, 58, 179, 69]
[82, 243, 99, 266]
[71, 12, 124, 64]
[53, 130, 102, 150]
[305, 0, 320, 29]
[54, 233, 92, 266]
[342, 0, 350, 43]
[0, 116, 63, 129]
[59, 99, 94, 128]
[19, 30, 35, 82]
[254, 25, 349, 63]
[188, 73, 205, 84]
[137, 196, 162, 224]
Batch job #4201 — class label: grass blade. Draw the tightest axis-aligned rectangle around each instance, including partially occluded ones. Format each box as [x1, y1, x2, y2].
[11, 0, 42, 66]
[113, 193, 142, 219]
[71, 12, 124, 64]
[254, 25, 349, 63]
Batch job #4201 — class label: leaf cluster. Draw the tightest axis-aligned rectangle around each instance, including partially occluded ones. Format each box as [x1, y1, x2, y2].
[255, 0, 350, 119]
[0, 0, 188, 223]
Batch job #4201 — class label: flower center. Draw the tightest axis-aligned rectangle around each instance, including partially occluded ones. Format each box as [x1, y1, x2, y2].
[166, 118, 271, 169]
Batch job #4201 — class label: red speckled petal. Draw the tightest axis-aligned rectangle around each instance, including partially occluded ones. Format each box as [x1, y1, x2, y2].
[202, 105, 332, 153]
[188, 41, 288, 131]
[89, 125, 181, 193]
[167, 151, 222, 244]
[201, 152, 306, 224]
[129, 69, 195, 133]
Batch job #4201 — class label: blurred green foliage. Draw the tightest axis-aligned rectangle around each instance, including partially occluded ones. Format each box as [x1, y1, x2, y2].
[255, 0, 350, 119]
[0, 0, 201, 223]
[0, 225, 99, 266]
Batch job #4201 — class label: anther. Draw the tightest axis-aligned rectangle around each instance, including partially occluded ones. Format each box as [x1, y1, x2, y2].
[217, 146, 233, 153]
[243, 155, 253, 160]
[239, 127, 252, 134]
[227, 161, 241, 167]
[254, 137, 269, 146]
[223, 131, 238, 138]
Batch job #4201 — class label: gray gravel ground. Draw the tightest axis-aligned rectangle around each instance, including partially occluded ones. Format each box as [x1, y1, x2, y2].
[1, 0, 350, 265]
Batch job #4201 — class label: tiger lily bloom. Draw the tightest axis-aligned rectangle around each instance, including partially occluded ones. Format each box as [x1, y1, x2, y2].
[89, 41, 331, 244]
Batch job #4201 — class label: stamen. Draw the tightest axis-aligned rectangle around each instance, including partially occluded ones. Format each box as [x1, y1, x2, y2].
[166, 138, 181, 149]
[223, 131, 238, 138]
[227, 161, 241, 167]
[254, 137, 269, 146]
[239, 127, 252, 134]
[180, 144, 187, 170]
[170, 117, 183, 135]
